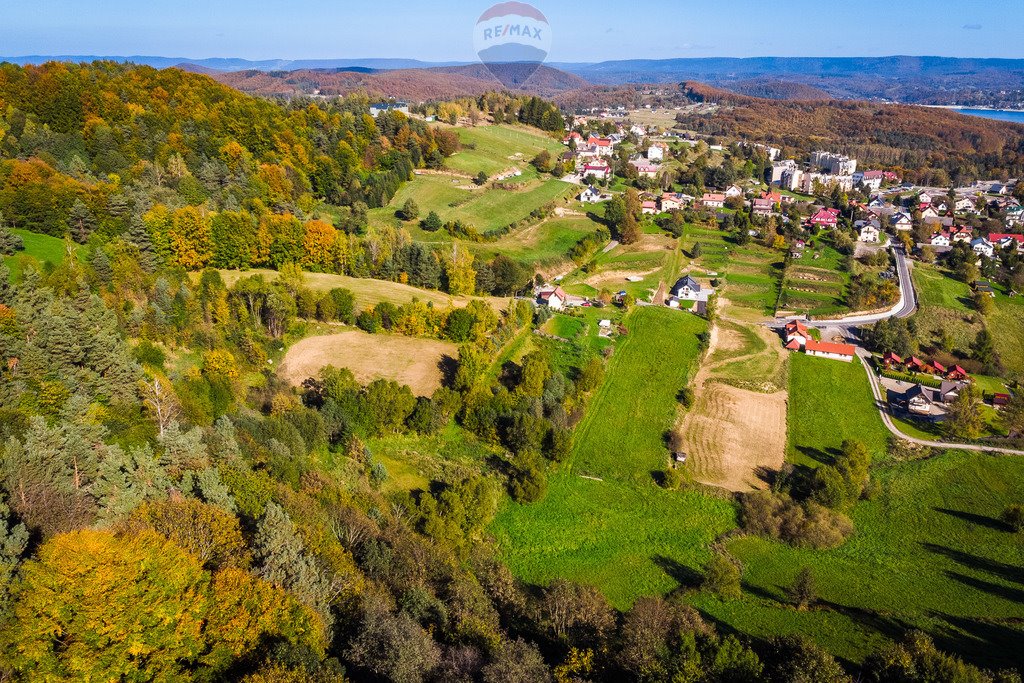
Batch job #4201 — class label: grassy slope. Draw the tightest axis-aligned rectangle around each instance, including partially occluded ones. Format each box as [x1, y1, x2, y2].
[492, 307, 736, 608]
[700, 451, 1024, 670]
[369, 174, 573, 236]
[213, 268, 506, 310]
[786, 352, 890, 467]
[4, 229, 86, 280]
[447, 125, 564, 178]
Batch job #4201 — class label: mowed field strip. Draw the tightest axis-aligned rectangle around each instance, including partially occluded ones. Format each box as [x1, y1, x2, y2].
[279, 329, 457, 396]
[677, 308, 789, 491]
[214, 269, 507, 311]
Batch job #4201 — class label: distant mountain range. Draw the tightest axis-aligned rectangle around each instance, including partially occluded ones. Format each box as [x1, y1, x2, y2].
[4, 54, 1024, 107]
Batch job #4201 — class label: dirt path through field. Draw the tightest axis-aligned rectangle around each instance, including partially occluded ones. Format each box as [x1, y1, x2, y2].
[676, 297, 788, 491]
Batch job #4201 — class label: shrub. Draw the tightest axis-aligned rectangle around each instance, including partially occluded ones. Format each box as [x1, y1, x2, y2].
[1002, 504, 1024, 532]
[702, 550, 742, 601]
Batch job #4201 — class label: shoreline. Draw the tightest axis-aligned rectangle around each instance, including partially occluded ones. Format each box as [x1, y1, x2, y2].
[918, 105, 1024, 113]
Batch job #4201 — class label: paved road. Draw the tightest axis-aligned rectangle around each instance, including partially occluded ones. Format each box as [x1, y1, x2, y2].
[809, 246, 917, 329]
[855, 347, 1024, 455]
[768, 245, 917, 332]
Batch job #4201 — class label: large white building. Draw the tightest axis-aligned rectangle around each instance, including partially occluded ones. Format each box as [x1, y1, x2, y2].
[811, 151, 858, 176]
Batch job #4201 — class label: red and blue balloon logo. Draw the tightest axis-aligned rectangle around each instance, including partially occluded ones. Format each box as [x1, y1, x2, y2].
[473, 2, 552, 88]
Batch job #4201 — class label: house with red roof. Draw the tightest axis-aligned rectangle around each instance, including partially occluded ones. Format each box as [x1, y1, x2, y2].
[808, 207, 841, 229]
[804, 338, 857, 362]
[906, 356, 929, 373]
[562, 131, 583, 145]
[586, 136, 614, 157]
[947, 365, 970, 381]
[582, 160, 611, 180]
[989, 233, 1024, 253]
[882, 351, 903, 368]
[537, 286, 568, 311]
[783, 320, 810, 348]
[641, 200, 658, 215]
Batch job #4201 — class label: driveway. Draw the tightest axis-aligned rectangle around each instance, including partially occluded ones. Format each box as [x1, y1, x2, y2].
[855, 347, 1024, 455]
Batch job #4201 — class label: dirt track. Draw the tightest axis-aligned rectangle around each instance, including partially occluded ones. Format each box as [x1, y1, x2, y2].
[676, 301, 789, 491]
[279, 330, 457, 397]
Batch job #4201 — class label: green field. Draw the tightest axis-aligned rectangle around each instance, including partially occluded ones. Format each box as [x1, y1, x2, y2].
[369, 174, 573, 236]
[473, 215, 607, 269]
[446, 124, 564, 179]
[492, 307, 736, 607]
[700, 450, 1024, 670]
[787, 353, 890, 467]
[3, 229, 86, 280]
[990, 293, 1024, 379]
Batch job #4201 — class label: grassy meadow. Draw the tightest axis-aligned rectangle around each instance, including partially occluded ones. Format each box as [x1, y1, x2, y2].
[492, 307, 738, 607]
[786, 352, 890, 467]
[446, 124, 564, 179]
[699, 450, 1024, 670]
[4, 228, 87, 280]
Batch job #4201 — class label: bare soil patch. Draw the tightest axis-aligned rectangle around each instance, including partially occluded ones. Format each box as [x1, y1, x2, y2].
[675, 299, 788, 491]
[280, 330, 457, 397]
[679, 383, 788, 491]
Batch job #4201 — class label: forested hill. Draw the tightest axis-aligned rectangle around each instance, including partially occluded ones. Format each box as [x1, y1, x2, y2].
[673, 82, 1024, 186]
[0, 60, 465, 238]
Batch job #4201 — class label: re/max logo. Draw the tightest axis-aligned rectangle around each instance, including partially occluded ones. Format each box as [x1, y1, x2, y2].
[482, 23, 543, 41]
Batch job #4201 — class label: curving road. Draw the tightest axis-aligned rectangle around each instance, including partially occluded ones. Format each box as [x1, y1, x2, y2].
[855, 347, 1024, 455]
[806, 245, 917, 329]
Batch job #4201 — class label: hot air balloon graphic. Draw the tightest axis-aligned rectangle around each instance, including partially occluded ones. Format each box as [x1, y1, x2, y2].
[472, 2, 552, 89]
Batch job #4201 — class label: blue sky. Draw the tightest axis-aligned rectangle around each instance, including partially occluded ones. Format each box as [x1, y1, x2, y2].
[2, 0, 1020, 61]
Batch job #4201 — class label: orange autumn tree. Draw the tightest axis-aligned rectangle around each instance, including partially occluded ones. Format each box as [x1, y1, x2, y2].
[302, 219, 338, 271]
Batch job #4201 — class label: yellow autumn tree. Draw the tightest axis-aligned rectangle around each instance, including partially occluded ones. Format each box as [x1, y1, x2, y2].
[444, 244, 477, 296]
[168, 206, 213, 270]
[1, 529, 324, 681]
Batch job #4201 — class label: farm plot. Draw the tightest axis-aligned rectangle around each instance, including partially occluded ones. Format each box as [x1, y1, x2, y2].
[492, 307, 737, 608]
[677, 318, 789, 491]
[279, 329, 457, 396]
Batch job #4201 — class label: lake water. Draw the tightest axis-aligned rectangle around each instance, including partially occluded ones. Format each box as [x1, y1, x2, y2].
[952, 108, 1024, 124]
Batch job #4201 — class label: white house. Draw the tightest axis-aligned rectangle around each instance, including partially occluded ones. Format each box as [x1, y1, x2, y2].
[930, 232, 951, 247]
[804, 338, 856, 362]
[646, 143, 666, 161]
[918, 191, 934, 205]
[858, 222, 881, 243]
[701, 193, 726, 209]
[950, 226, 973, 243]
[537, 286, 568, 310]
[582, 161, 611, 180]
[578, 185, 610, 203]
[724, 184, 744, 198]
[955, 197, 980, 214]
[972, 238, 995, 258]
[631, 159, 660, 179]
[641, 200, 658, 215]
[890, 212, 914, 231]
[672, 275, 703, 300]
